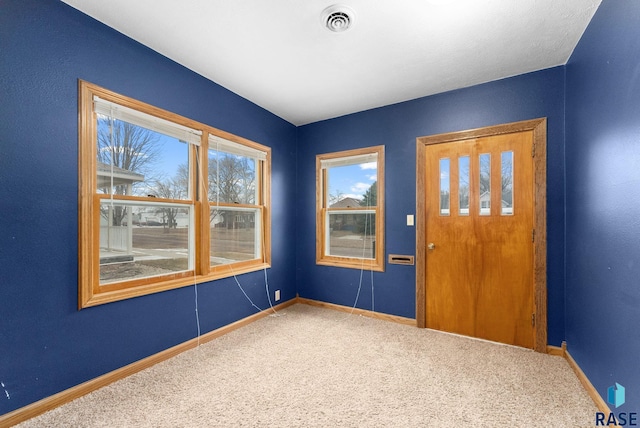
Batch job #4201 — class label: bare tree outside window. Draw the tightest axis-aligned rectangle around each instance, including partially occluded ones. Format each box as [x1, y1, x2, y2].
[208, 152, 256, 229]
[97, 119, 162, 192]
[152, 163, 189, 229]
[97, 119, 162, 226]
[329, 189, 345, 206]
[208, 154, 255, 204]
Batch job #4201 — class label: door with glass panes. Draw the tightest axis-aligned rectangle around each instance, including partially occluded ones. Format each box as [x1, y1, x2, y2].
[424, 131, 535, 349]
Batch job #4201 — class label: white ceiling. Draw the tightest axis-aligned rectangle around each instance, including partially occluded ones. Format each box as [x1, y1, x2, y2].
[61, 0, 601, 126]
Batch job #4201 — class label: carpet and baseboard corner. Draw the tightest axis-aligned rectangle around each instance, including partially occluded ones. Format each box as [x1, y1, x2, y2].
[1, 297, 609, 427]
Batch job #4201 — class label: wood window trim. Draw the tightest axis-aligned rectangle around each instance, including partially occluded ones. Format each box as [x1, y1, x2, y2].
[316, 146, 385, 272]
[78, 80, 271, 309]
[415, 118, 547, 352]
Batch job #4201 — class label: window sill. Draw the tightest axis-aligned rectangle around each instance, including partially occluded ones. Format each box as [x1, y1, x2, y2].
[80, 262, 271, 309]
[316, 257, 384, 272]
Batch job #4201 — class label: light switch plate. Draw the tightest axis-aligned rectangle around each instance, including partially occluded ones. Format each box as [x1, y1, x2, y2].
[407, 215, 414, 226]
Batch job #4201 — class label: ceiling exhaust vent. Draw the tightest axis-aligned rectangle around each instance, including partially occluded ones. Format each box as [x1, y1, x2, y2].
[321, 5, 355, 33]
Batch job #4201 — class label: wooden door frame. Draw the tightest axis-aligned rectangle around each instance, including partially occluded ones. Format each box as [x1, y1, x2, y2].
[415, 118, 547, 352]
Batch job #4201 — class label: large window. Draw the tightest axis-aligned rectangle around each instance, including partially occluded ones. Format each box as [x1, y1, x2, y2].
[79, 81, 271, 308]
[316, 146, 385, 271]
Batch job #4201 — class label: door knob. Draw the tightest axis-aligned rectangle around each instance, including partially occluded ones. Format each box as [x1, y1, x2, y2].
[427, 243, 436, 250]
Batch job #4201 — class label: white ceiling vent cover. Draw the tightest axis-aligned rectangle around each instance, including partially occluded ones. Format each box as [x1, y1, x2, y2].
[321, 5, 355, 33]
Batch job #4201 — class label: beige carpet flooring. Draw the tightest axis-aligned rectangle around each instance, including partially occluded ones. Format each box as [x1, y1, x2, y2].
[18, 304, 598, 427]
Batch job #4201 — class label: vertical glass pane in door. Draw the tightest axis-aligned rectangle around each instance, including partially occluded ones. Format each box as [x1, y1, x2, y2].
[501, 151, 514, 215]
[459, 156, 469, 215]
[479, 154, 491, 215]
[439, 158, 450, 216]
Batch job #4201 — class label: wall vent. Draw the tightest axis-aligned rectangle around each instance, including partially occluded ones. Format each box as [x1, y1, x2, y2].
[388, 254, 415, 266]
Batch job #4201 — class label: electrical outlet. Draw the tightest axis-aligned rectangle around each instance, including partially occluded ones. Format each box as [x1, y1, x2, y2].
[275, 290, 281, 301]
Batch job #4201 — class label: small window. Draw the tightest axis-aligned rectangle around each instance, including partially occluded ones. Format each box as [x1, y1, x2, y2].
[79, 81, 271, 308]
[316, 146, 385, 271]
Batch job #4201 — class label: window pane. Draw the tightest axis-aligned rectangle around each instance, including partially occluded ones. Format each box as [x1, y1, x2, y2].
[501, 151, 514, 215]
[208, 150, 257, 204]
[96, 117, 190, 198]
[459, 156, 470, 215]
[439, 158, 450, 216]
[327, 212, 376, 259]
[210, 207, 259, 266]
[479, 153, 491, 215]
[99, 202, 192, 285]
[327, 162, 377, 208]
[316, 146, 384, 271]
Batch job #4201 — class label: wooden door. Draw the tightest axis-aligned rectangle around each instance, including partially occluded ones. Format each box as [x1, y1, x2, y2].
[424, 131, 535, 348]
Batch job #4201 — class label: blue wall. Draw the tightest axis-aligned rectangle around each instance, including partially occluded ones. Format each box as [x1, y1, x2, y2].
[296, 67, 567, 346]
[0, 0, 297, 414]
[7, 0, 637, 418]
[565, 0, 640, 410]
